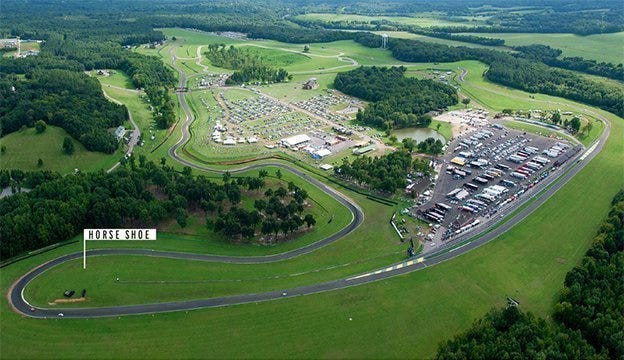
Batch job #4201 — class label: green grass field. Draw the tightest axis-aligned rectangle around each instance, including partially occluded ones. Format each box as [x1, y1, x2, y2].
[0, 126, 120, 174]
[465, 32, 624, 64]
[294, 13, 485, 28]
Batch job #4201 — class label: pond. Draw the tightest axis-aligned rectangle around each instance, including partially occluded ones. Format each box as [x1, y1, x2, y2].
[393, 127, 446, 144]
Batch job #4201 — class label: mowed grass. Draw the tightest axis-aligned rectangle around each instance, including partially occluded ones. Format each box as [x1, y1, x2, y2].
[464, 32, 624, 64]
[0, 126, 120, 174]
[2, 107, 621, 357]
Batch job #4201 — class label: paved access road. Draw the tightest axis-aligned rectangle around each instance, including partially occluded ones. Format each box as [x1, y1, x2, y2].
[7, 50, 611, 318]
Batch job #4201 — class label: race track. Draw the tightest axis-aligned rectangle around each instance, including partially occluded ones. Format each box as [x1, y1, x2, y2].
[6, 52, 611, 319]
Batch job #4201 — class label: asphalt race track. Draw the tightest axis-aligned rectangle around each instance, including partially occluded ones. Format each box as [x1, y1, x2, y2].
[6, 54, 611, 319]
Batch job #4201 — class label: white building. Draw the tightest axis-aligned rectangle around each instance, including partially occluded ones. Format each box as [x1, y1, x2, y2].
[281, 134, 311, 147]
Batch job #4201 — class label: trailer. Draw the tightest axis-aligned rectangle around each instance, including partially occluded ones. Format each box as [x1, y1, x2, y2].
[500, 179, 516, 187]
[461, 206, 476, 213]
[496, 163, 511, 171]
[511, 172, 527, 179]
[453, 169, 467, 178]
[426, 212, 444, 222]
[474, 177, 489, 184]
[507, 155, 523, 163]
[482, 174, 495, 181]
[477, 193, 495, 202]
[525, 162, 542, 170]
[446, 188, 461, 198]
[465, 183, 479, 191]
[533, 156, 550, 164]
[436, 203, 452, 212]
[467, 198, 487, 207]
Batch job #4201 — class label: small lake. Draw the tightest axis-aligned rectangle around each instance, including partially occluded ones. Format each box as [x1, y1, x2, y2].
[393, 128, 446, 144]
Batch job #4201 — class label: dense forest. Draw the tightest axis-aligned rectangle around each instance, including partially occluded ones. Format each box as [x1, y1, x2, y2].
[204, 45, 291, 84]
[514, 44, 624, 81]
[334, 150, 431, 193]
[0, 162, 315, 260]
[0, 70, 127, 153]
[334, 66, 457, 130]
[437, 190, 624, 359]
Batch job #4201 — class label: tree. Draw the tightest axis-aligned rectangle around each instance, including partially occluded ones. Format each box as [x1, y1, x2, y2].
[461, 98, 471, 106]
[62, 136, 74, 155]
[304, 214, 316, 228]
[551, 112, 562, 124]
[275, 169, 282, 180]
[303, 45, 310, 53]
[34, 120, 47, 133]
[222, 171, 231, 183]
[37, 158, 43, 167]
[176, 208, 188, 228]
[389, 135, 398, 144]
[582, 120, 593, 135]
[569, 117, 582, 133]
[436, 123, 442, 132]
[402, 138, 416, 152]
[1, 145, 5, 154]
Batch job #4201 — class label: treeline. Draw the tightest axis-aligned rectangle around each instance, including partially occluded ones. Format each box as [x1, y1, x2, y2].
[211, 180, 315, 241]
[402, 137, 445, 155]
[366, 36, 624, 118]
[334, 150, 430, 193]
[514, 44, 624, 81]
[410, 29, 505, 46]
[437, 190, 624, 359]
[0, 70, 127, 153]
[334, 66, 457, 130]
[0, 161, 316, 260]
[204, 44, 290, 84]
[291, 17, 505, 46]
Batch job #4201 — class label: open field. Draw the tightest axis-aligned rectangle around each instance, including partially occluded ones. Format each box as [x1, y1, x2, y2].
[0, 126, 120, 174]
[294, 13, 486, 28]
[465, 32, 624, 64]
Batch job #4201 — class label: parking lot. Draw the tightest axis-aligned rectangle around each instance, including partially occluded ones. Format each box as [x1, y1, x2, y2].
[411, 121, 583, 248]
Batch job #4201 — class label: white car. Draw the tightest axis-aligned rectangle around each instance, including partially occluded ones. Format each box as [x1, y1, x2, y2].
[58, 313, 64, 317]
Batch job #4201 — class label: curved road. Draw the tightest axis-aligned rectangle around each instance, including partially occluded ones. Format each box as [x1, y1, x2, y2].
[7, 48, 612, 318]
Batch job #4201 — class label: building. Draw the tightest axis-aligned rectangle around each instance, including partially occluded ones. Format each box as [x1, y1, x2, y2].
[353, 144, 375, 155]
[223, 138, 236, 145]
[302, 78, 318, 90]
[311, 148, 331, 159]
[114, 126, 126, 141]
[320, 164, 334, 171]
[281, 134, 311, 148]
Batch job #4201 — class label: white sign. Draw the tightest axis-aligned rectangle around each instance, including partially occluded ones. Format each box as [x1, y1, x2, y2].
[83, 229, 157, 269]
[83, 229, 157, 241]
